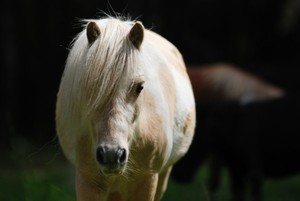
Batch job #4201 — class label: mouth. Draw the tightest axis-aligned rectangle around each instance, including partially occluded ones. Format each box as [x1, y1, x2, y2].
[100, 167, 125, 177]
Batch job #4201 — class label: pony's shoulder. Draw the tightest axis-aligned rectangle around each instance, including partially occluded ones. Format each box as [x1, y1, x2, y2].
[145, 29, 178, 53]
[145, 29, 186, 73]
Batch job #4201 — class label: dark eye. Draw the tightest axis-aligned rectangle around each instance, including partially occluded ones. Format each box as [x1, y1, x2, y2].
[135, 83, 144, 94]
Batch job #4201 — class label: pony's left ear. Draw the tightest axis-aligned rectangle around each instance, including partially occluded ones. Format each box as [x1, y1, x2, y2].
[128, 21, 144, 49]
[86, 21, 100, 44]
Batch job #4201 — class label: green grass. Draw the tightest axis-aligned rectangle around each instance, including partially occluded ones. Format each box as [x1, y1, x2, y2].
[2, 144, 300, 201]
[0, 169, 75, 201]
[0, 144, 75, 201]
[163, 165, 231, 201]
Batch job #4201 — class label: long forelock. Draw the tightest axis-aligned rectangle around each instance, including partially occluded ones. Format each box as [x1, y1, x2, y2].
[82, 19, 138, 117]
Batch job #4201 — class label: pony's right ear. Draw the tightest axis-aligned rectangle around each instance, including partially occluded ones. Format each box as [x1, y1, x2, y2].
[86, 22, 100, 44]
[128, 21, 144, 50]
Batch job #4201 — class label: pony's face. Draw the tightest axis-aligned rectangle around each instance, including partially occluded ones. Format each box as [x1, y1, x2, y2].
[84, 21, 145, 176]
[93, 75, 144, 175]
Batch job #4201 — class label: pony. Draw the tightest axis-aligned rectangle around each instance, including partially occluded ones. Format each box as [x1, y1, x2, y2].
[55, 16, 195, 201]
[172, 63, 286, 201]
[187, 63, 284, 103]
[188, 94, 300, 201]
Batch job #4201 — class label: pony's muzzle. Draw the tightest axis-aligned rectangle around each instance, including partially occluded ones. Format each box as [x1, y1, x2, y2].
[96, 145, 127, 174]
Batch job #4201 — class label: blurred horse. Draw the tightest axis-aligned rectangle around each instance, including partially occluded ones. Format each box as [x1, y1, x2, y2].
[187, 63, 284, 103]
[56, 17, 195, 201]
[172, 63, 292, 201]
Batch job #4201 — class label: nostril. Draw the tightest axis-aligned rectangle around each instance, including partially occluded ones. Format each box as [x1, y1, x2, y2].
[96, 146, 106, 165]
[96, 146, 127, 168]
[117, 148, 127, 165]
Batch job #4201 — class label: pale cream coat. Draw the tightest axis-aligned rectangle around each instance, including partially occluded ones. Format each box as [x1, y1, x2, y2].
[56, 17, 195, 201]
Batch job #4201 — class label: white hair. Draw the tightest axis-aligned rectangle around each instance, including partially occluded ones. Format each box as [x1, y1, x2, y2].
[63, 18, 140, 118]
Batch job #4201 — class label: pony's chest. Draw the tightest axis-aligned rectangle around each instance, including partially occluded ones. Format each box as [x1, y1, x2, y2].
[130, 133, 168, 172]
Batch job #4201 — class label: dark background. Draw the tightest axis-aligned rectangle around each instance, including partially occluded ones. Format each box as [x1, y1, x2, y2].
[1, 0, 300, 152]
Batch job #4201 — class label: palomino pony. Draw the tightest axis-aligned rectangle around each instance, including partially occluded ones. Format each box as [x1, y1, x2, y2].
[56, 17, 195, 201]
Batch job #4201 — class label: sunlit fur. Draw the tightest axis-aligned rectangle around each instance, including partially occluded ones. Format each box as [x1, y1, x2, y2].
[56, 16, 195, 201]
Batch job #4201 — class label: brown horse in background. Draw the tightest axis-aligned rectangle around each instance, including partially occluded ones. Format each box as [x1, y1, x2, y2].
[173, 63, 288, 201]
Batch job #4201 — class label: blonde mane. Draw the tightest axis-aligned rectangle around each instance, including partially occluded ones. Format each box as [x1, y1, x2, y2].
[66, 18, 140, 117]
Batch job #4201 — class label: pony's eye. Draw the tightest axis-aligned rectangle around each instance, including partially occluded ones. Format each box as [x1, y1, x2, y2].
[135, 83, 144, 94]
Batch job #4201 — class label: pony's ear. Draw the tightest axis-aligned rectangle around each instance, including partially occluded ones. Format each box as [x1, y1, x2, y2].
[86, 21, 100, 44]
[128, 21, 144, 49]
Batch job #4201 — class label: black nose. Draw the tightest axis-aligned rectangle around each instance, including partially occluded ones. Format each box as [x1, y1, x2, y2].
[96, 145, 127, 168]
